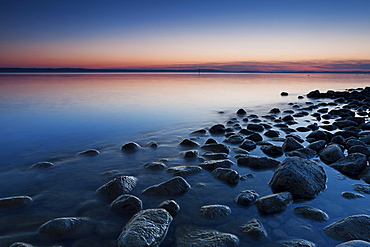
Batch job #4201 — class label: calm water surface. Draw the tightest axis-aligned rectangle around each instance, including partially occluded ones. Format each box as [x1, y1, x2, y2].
[0, 73, 369, 246]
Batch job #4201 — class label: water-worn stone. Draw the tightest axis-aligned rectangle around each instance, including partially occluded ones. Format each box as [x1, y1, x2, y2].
[29, 161, 54, 170]
[167, 166, 202, 177]
[247, 123, 264, 132]
[336, 240, 370, 247]
[240, 219, 267, 240]
[202, 152, 228, 160]
[143, 162, 167, 171]
[200, 159, 234, 171]
[353, 184, 370, 194]
[237, 155, 280, 170]
[264, 130, 280, 138]
[121, 142, 141, 152]
[212, 168, 239, 185]
[319, 144, 345, 164]
[38, 217, 95, 239]
[209, 124, 226, 134]
[287, 147, 317, 159]
[269, 157, 327, 198]
[261, 145, 284, 157]
[117, 209, 172, 247]
[176, 225, 239, 247]
[255, 192, 293, 214]
[200, 205, 231, 219]
[324, 214, 370, 242]
[158, 200, 180, 216]
[306, 130, 333, 142]
[294, 206, 329, 221]
[179, 139, 200, 147]
[201, 143, 229, 154]
[224, 134, 244, 144]
[9, 243, 33, 247]
[239, 139, 257, 151]
[182, 149, 199, 159]
[235, 190, 259, 206]
[96, 176, 138, 200]
[341, 191, 364, 199]
[278, 239, 316, 247]
[348, 145, 370, 158]
[142, 176, 191, 196]
[282, 137, 304, 152]
[77, 149, 100, 156]
[0, 196, 33, 209]
[330, 153, 368, 177]
[306, 140, 326, 152]
[110, 194, 142, 214]
[246, 132, 263, 142]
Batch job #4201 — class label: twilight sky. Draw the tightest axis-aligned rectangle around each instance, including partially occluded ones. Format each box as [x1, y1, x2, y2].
[0, 0, 369, 71]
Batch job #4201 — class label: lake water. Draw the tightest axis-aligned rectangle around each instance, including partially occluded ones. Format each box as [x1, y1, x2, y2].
[0, 73, 369, 246]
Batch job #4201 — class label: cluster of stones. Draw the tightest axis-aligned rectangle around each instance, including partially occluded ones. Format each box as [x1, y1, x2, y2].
[3, 87, 370, 246]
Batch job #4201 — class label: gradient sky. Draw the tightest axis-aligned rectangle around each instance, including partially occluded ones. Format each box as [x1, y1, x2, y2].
[0, 0, 369, 71]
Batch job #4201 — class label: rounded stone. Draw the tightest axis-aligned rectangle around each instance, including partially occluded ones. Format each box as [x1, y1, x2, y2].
[121, 142, 141, 152]
[200, 205, 231, 220]
[158, 200, 180, 216]
[110, 194, 142, 214]
[235, 190, 259, 206]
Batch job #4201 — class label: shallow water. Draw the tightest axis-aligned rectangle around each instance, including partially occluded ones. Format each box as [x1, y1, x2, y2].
[0, 73, 370, 246]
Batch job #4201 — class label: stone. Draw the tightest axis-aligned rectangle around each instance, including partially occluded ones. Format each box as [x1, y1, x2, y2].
[9, 243, 34, 247]
[353, 184, 370, 194]
[239, 139, 257, 151]
[336, 240, 370, 247]
[235, 190, 259, 206]
[142, 176, 191, 196]
[264, 129, 280, 137]
[158, 200, 180, 216]
[247, 123, 264, 132]
[147, 141, 158, 148]
[209, 124, 226, 134]
[281, 92, 289, 96]
[38, 217, 95, 239]
[246, 132, 263, 142]
[319, 144, 345, 164]
[306, 140, 326, 152]
[200, 205, 231, 220]
[179, 139, 200, 147]
[334, 120, 359, 129]
[261, 145, 284, 157]
[200, 159, 234, 171]
[306, 130, 333, 142]
[237, 155, 280, 170]
[29, 161, 54, 170]
[332, 135, 346, 146]
[287, 147, 317, 159]
[255, 192, 293, 214]
[121, 142, 141, 152]
[96, 176, 138, 201]
[282, 137, 304, 152]
[212, 168, 239, 185]
[324, 214, 370, 242]
[110, 194, 142, 214]
[341, 191, 364, 199]
[269, 157, 327, 198]
[205, 138, 218, 144]
[182, 150, 199, 159]
[77, 149, 100, 156]
[117, 209, 172, 247]
[330, 153, 368, 177]
[201, 143, 229, 154]
[0, 196, 33, 209]
[237, 108, 247, 115]
[270, 107, 281, 113]
[294, 206, 329, 221]
[143, 162, 167, 171]
[223, 134, 244, 144]
[176, 225, 239, 247]
[278, 239, 316, 247]
[167, 166, 202, 177]
[202, 152, 228, 160]
[348, 145, 370, 157]
[240, 219, 267, 240]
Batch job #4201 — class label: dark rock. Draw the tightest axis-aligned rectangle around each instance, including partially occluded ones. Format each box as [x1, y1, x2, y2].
[29, 161, 54, 170]
[209, 124, 226, 134]
[202, 152, 228, 160]
[332, 135, 346, 146]
[147, 141, 159, 148]
[121, 142, 141, 152]
[287, 148, 317, 159]
[200, 205, 231, 219]
[224, 134, 244, 144]
[142, 176, 191, 196]
[286, 133, 305, 143]
[96, 176, 138, 200]
[77, 149, 100, 156]
[246, 132, 263, 142]
[324, 214, 370, 242]
[353, 184, 370, 194]
[240, 219, 267, 240]
[334, 130, 359, 139]
[282, 115, 294, 122]
[270, 108, 281, 113]
[38, 217, 95, 239]
[201, 143, 229, 154]
[294, 206, 329, 221]
[330, 153, 368, 177]
[336, 240, 370, 247]
[212, 168, 239, 185]
[117, 209, 172, 247]
[361, 123, 370, 131]
[239, 128, 255, 135]
[261, 145, 283, 157]
[269, 157, 327, 198]
[306, 140, 326, 152]
[235, 190, 259, 206]
[9, 243, 33, 247]
[200, 159, 234, 171]
[179, 139, 200, 147]
[110, 194, 142, 214]
[182, 150, 199, 159]
[278, 239, 316, 247]
[167, 166, 202, 177]
[282, 137, 304, 152]
[319, 144, 345, 164]
[334, 120, 359, 129]
[341, 191, 364, 199]
[281, 92, 289, 96]
[237, 155, 280, 170]
[237, 108, 247, 115]
[346, 139, 366, 149]
[143, 162, 167, 171]
[247, 124, 264, 132]
[264, 129, 280, 138]
[205, 138, 218, 144]
[0, 196, 32, 209]
[306, 130, 333, 142]
[190, 128, 207, 135]
[296, 127, 311, 132]
[359, 134, 370, 144]
[255, 192, 293, 214]
[158, 200, 180, 216]
[239, 139, 257, 151]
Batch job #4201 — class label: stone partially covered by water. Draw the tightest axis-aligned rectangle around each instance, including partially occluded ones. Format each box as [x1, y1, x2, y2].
[142, 176, 191, 196]
[0, 196, 33, 209]
[294, 206, 329, 221]
[158, 200, 180, 216]
[237, 155, 280, 170]
[38, 217, 95, 239]
[235, 190, 259, 206]
[212, 167, 239, 185]
[96, 176, 138, 201]
[240, 219, 267, 241]
[200, 159, 234, 171]
[255, 192, 293, 214]
[336, 240, 370, 247]
[121, 142, 141, 152]
[319, 144, 345, 164]
[77, 149, 100, 156]
[110, 194, 142, 215]
[29, 161, 54, 170]
[117, 209, 172, 247]
[330, 153, 368, 177]
[167, 166, 202, 177]
[199, 204, 231, 220]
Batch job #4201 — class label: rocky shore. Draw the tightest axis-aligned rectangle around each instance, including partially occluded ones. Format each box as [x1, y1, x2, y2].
[2, 87, 370, 247]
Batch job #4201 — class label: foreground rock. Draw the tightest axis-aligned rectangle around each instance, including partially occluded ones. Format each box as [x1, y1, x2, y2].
[0, 196, 33, 209]
[341, 191, 364, 199]
[212, 168, 239, 185]
[96, 176, 138, 200]
[237, 155, 280, 170]
[200, 159, 234, 171]
[330, 153, 368, 177]
[240, 219, 267, 240]
[200, 205, 231, 219]
[294, 206, 329, 221]
[255, 192, 293, 214]
[324, 214, 370, 241]
[269, 157, 327, 198]
[117, 209, 172, 247]
[176, 225, 239, 247]
[142, 176, 191, 196]
[336, 240, 370, 247]
[235, 190, 259, 206]
[110, 194, 142, 214]
[38, 217, 95, 239]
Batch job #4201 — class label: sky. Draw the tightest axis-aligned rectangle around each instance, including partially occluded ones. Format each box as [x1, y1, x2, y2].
[0, 0, 369, 71]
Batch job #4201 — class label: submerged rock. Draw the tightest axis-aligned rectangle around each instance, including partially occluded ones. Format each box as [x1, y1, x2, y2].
[341, 191, 364, 199]
[294, 206, 329, 221]
[110, 194, 142, 214]
[353, 184, 370, 194]
[330, 153, 368, 177]
[179, 139, 200, 148]
[29, 161, 54, 170]
[255, 192, 293, 214]
[0, 196, 33, 209]
[240, 219, 267, 240]
[121, 142, 141, 152]
[158, 200, 180, 216]
[209, 124, 226, 134]
[117, 209, 172, 247]
[38, 217, 95, 239]
[202, 152, 228, 160]
[237, 155, 280, 170]
[142, 176, 191, 196]
[200, 159, 234, 171]
[261, 145, 284, 157]
[235, 190, 259, 206]
[200, 205, 231, 220]
[212, 168, 239, 185]
[224, 134, 244, 144]
[319, 144, 345, 164]
[96, 176, 138, 200]
[167, 166, 202, 177]
[77, 149, 100, 156]
[143, 162, 167, 171]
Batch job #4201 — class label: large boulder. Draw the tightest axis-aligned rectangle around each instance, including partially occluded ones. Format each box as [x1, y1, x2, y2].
[212, 168, 239, 185]
[240, 219, 267, 241]
[117, 209, 172, 247]
[0, 196, 32, 209]
[269, 157, 327, 198]
[319, 144, 345, 164]
[96, 176, 138, 201]
[255, 192, 293, 214]
[142, 176, 190, 196]
[239, 139, 257, 151]
[110, 194, 142, 215]
[237, 155, 280, 170]
[324, 214, 370, 242]
[261, 145, 284, 158]
[38, 217, 95, 239]
[330, 153, 368, 177]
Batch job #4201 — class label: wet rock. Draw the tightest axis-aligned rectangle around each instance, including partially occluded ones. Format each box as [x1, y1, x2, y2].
[270, 107, 281, 113]
[147, 141, 159, 148]
[287, 147, 317, 159]
[324, 214, 370, 242]
[200, 205, 231, 220]
[282, 137, 304, 152]
[201, 143, 229, 154]
[237, 108, 247, 115]
[237, 155, 280, 170]
[246, 132, 263, 142]
[319, 144, 345, 164]
[224, 134, 244, 144]
[209, 124, 226, 134]
[9, 243, 34, 247]
[261, 145, 284, 157]
[281, 92, 289, 96]
[239, 139, 257, 151]
[278, 239, 316, 247]
[346, 139, 366, 149]
[269, 157, 327, 198]
[143, 162, 167, 171]
[294, 206, 329, 221]
[296, 127, 311, 132]
[38, 217, 95, 239]
[200, 159, 234, 171]
[142, 176, 190, 196]
[121, 142, 141, 152]
[233, 148, 249, 155]
[205, 138, 218, 144]
[334, 120, 359, 129]
[353, 184, 370, 194]
[255, 192, 293, 214]
[167, 166, 202, 177]
[77, 149, 100, 156]
[240, 219, 267, 240]
[176, 225, 239, 247]
[306, 130, 333, 143]
[29, 161, 54, 170]
[235, 190, 259, 206]
[190, 129, 207, 135]
[182, 150, 199, 159]
[341, 191, 364, 199]
[348, 145, 370, 158]
[360, 134, 370, 145]
[247, 123, 264, 132]
[179, 139, 200, 147]
[264, 129, 280, 138]
[212, 168, 239, 185]
[0, 196, 33, 209]
[110, 194, 142, 214]
[158, 200, 180, 216]
[330, 153, 368, 177]
[96, 176, 138, 200]
[306, 140, 326, 152]
[202, 152, 228, 160]
[117, 209, 172, 247]
[336, 240, 370, 247]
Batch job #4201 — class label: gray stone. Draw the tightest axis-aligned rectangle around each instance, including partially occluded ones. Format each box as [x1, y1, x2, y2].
[261, 145, 284, 157]
[167, 166, 202, 177]
[117, 209, 172, 247]
[0, 196, 33, 209]
[330, 153, 368, 177]
[212, 168, 239, 185]
[202, 152, 228, 160]
[121, 142, 141, 152]
[96, 176, 138, 200]
[235, 190, 259, 206]
[353, 184, 370, 194]
[269, 157, 327, 198]
[201, 143, 230, 154]
[142, 176, 191, 196]
[341, 191, 364, 199]
[255, 192, 293, 214]
[77, 149, 100, 156]
[179, 139, 200, 147]
[240, 219, 267, 240]
[294, 206, 329, 221]
[287, 147, 317, 159]
[143, 162, 167, 171]
[237, 155, 280, 170]
[158, 200, 180, 216]
[239, 139, 257, 151]
[306, 140, 326, 152]
[324, 214, 370, 241]
[282, 137, 304, 152]
[336, 240, 370, 247]
[29, 161, 54, 170]
[200, 159, 234, 171]
[110, 194, 142, 214]
[200, 205, 231, 219]
[224, 134, 244, 144]
[319, 144, 345, 164]
[38, 217, 95, 239]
